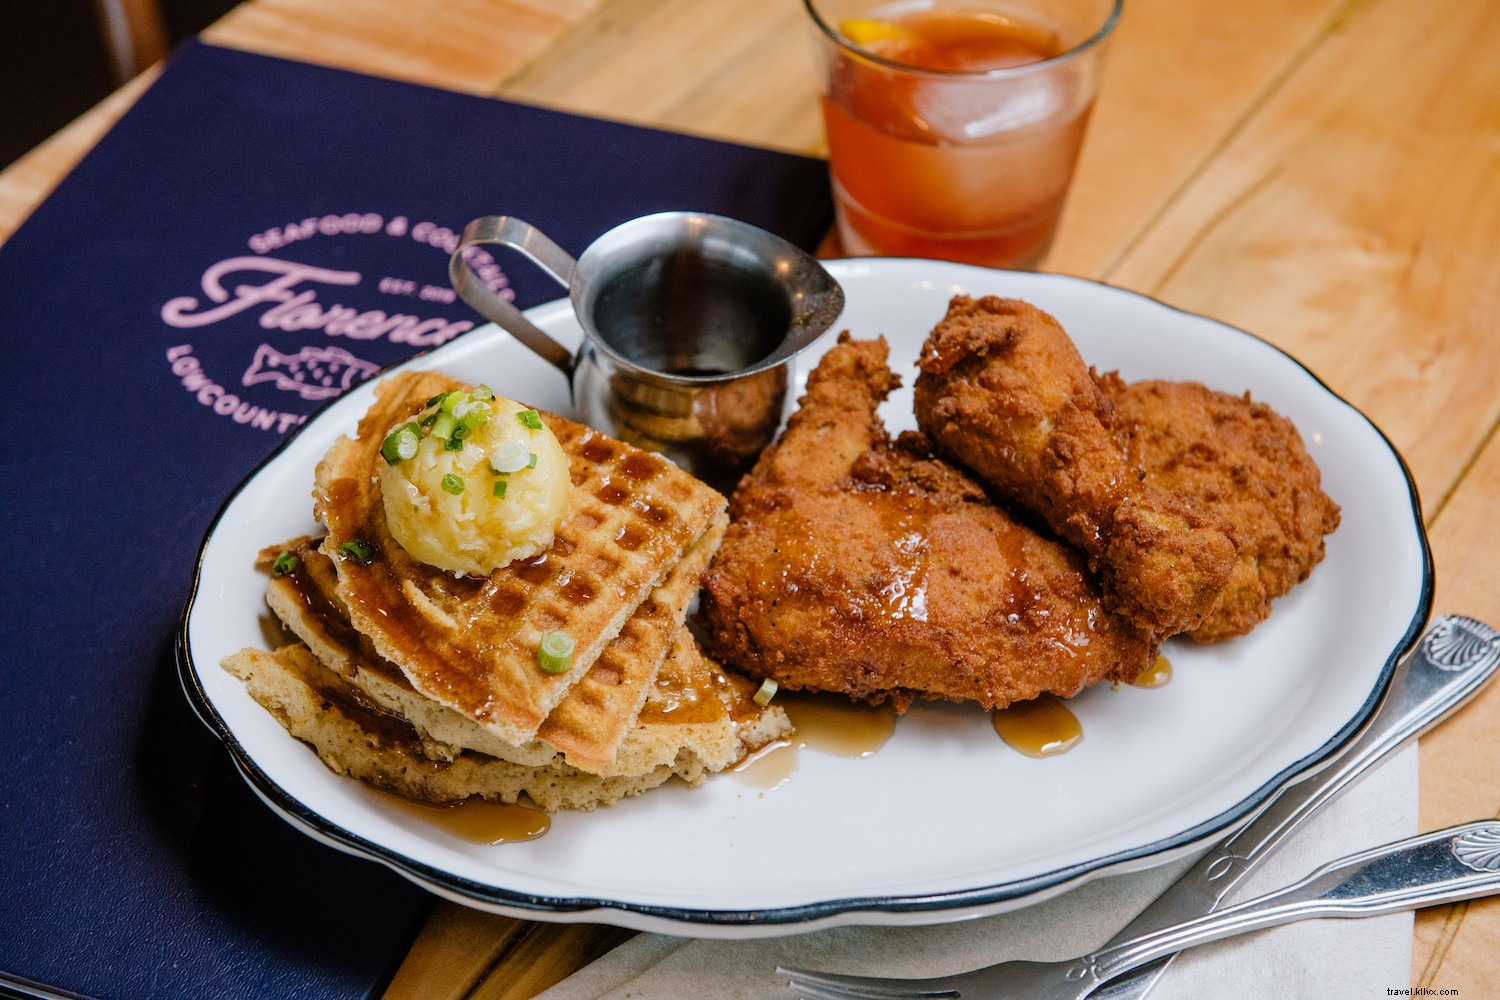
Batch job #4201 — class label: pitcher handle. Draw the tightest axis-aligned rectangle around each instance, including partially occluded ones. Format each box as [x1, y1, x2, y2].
[449, 216, 578, 377]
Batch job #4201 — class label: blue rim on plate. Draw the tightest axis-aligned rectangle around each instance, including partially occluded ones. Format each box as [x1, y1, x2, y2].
[176, 259, 1433, 936]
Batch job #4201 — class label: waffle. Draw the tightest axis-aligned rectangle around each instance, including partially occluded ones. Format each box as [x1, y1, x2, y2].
[313, 370, 727, 747]
[221, 633, 791, 811]
[535, 511, 726, 771]
[263, 516, 726, 774]
[264, 537, 554, 769]
[629, 628, 796, 776]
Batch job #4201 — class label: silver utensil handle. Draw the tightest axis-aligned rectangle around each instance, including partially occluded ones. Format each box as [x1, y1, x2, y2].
[1089, 819, 1500, 988]
[1094, 614, 1500, 1000]
[449, 215, 579, 376]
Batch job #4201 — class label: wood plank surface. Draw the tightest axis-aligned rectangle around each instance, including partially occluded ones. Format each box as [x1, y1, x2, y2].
[3, 0, 1497, 994]
[1411, 423, 1500, 991]
[501, 0, 823, 152]
[382, 908, 633, 1000]
[1107, 0, 1500, 504]
[201, 0, 609, 94]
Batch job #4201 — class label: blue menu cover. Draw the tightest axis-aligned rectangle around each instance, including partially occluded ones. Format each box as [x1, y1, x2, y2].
[0, 39, 831, 1000]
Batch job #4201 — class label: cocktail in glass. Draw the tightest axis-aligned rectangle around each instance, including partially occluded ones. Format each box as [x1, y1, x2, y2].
[805, 0, 1121, 270]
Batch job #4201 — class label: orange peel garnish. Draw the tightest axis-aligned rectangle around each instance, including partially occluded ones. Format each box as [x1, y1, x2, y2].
[838, 18, 914, 50]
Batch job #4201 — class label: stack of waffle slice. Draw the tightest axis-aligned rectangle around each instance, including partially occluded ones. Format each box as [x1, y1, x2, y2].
[222, 371, 791, 811]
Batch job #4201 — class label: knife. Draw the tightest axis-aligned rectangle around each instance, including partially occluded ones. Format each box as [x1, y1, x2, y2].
[1093, 613, 1500, 1000]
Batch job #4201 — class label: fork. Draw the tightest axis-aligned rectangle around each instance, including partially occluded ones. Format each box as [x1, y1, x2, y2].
[780, 818, 1500, 999]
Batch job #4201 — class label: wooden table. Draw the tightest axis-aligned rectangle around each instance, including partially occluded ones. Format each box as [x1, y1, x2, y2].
[6, 0, 1497, 995]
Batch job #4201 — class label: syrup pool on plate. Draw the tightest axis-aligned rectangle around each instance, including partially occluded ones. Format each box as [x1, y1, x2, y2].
[1132, 654, 1173, 689]
[372, 788, 550, 845]
[992, 693, 1083, 757]
[991, 653, 1172, 757]
[733, 691, 898, 789]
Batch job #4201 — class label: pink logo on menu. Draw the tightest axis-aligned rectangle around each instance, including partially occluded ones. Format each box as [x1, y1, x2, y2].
[158, 212, 514, 433]
[242, 344, 381, 401]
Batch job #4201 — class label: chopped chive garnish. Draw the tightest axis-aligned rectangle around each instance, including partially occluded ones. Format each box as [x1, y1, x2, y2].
[536, 631, 575, 674]
[380, 422, 421, 465]
[338, 539, 375, 565]
[526, 451, 538, 469]
[470, 384, 495, 402]
[440, 473, 465, 495]
[492, 479, 508, 498]
[271, 550, 298, 577]
[517, 409, 543, 431]
[752, 677, 779, 707]
[488, 441, 529, 474]
[454, 400, 492, 430]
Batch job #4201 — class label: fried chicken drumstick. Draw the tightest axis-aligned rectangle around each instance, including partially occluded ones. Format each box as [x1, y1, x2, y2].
[914, 297, 1237, 636]
[697, 334, 1156, 711]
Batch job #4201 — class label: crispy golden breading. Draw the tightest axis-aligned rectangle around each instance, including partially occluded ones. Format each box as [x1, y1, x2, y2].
[913, 296, 1238, 636]
[1097, 374, 1341, 641]
[697, 334, 1157, 711]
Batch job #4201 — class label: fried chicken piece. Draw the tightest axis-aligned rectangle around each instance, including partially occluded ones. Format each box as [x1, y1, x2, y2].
[1097, 374, 1341, 641]
[913, 296, 1237, 636]
[697, 334, 1157, 711]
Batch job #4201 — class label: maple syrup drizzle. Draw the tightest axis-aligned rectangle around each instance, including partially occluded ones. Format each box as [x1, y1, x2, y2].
[992, 694, 1083, 758]
[372, 788, 550, 845]
[732, 691, 898, 790]
[732, 739, 799, 789]
[1132, 654, 1173, 689]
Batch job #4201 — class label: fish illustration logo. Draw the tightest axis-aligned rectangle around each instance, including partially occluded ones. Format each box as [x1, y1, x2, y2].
[242, 343, 380, 401]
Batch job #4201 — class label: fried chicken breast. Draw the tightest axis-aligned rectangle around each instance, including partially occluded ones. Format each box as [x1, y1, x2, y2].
[697, 334, 1157, 711]
[1097, 374, 1341, 641]
[913, 296, 1237, 636]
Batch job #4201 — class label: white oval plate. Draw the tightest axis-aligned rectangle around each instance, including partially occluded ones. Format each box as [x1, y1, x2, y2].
[178, 258, 1431, 938]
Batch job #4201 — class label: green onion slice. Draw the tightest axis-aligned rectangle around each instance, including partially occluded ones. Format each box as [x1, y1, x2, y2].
[440, 391, 465, 415]
[492, 479, 508, 498]
[517, 409, 543, 431]
[271, 550, 298, 577]
[338, 539, 375, 565]
[440, 473, 465, 495]
[536, 631, 575, 674]
[752, 677, 779, 706]
[527, 451, 538, 469]
[380, 422, 421, 465]
[470, 384, 495, 402]
[444, 424, 469, 451]
[424, 391, 455, 410]
[453, 398, 492, 430]
[430, 412, 457, 442]
[488, 441, 530, 474]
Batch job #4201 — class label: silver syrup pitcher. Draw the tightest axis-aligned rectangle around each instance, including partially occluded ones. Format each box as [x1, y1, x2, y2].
[448, 212, 844, 488]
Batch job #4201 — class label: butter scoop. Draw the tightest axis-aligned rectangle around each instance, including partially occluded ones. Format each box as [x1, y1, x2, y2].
[377, 384, 571, 575]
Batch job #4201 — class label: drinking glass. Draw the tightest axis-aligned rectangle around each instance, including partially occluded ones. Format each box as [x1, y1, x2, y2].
[804, 0, 1121, 270]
